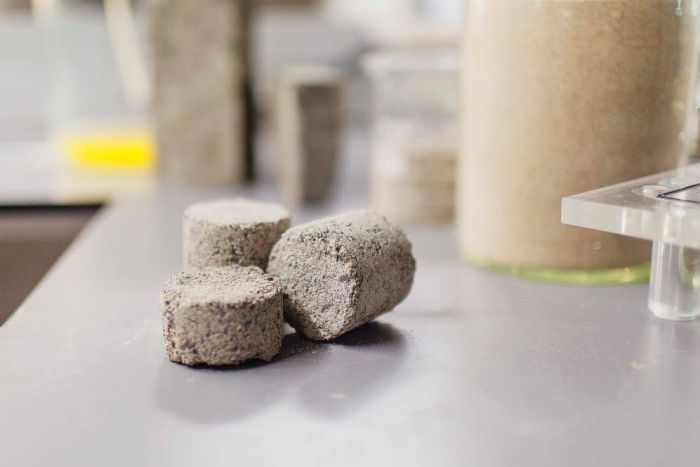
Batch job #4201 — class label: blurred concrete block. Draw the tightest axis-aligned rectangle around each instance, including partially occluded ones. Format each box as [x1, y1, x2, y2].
[0, 0, 31, 11]
[149, 0, 249, 184]
[275, 66, 342, 203]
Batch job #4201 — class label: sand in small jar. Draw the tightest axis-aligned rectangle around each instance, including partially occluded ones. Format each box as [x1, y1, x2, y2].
[459, 1, 699, 271]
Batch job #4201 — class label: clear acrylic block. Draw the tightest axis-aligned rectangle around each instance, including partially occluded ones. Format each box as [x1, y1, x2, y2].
[562, 164, 700, 320]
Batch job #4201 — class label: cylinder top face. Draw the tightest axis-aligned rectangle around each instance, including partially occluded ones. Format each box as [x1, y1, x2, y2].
[184, 198, 290, 226]
[162, 267, 281, 306]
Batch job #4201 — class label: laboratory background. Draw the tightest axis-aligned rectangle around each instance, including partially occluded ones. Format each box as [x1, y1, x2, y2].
[2, 1, 700, 466]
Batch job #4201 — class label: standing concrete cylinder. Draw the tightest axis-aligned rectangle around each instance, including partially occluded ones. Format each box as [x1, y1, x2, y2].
[149, 0, 249, 183]
[275, 66, 342, 203]
[161, 266, 283, 366]
[184, 198, 291, 270]
[267, 210, 415, 341]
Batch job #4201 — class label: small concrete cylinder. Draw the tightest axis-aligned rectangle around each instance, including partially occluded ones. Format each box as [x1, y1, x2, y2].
[184, 198, 290, 270]
[161, 266, 283, 366]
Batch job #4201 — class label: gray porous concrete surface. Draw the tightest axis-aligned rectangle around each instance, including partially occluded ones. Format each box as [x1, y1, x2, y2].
[184, 198, 291, 270]
[267, 210, 416, 341]
[161, 266, 283, 366]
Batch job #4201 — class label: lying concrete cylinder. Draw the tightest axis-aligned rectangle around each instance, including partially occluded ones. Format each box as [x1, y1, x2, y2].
[161, 266, 283, 366]
[184, 198, 290, 270]
[267, 210, 415, 340]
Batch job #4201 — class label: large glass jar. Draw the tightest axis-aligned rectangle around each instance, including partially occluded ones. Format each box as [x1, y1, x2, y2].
[459, 1, 700, 282]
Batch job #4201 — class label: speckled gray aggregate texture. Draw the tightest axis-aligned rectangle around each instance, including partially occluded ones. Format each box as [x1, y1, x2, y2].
[267, 210, 416, 340]
[184, 198, 290, 270]
[161, 267, 283, 366]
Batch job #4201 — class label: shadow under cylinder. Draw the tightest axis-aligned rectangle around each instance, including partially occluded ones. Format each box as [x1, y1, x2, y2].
[459, 1, 700, 283]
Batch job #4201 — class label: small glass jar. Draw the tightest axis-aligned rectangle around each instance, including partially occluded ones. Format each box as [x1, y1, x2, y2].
[364, 48, 459, 224]
[460, 1, 700, 282]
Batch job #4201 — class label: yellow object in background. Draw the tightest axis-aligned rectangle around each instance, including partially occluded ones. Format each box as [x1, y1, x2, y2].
[57, 128, 156, 172]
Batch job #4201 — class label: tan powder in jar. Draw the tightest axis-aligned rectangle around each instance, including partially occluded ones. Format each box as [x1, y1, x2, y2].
[459, 1, 698, 270]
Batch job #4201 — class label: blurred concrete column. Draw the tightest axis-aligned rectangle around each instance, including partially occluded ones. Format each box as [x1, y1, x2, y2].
[149, 0, 248, 184]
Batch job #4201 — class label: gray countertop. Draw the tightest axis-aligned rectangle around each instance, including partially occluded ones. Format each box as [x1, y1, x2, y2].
[2, 182, 700, 467]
